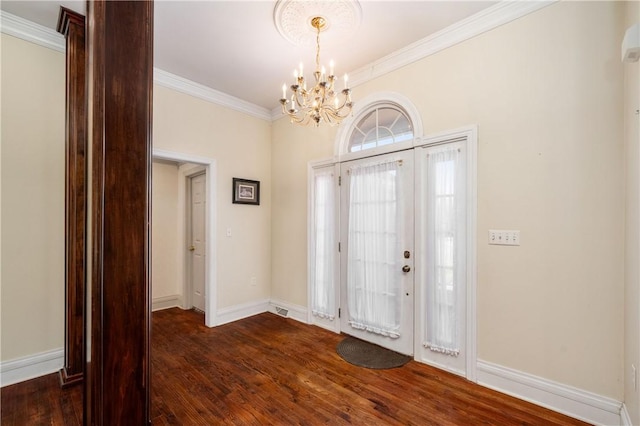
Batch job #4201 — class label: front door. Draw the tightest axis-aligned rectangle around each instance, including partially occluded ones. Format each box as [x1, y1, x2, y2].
[339, 150, 414, 355]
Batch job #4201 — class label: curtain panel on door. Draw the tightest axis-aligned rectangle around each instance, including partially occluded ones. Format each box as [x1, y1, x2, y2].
[423, 145, 466, 356]
[346, 158, 405, 338]
[311, 168, 336, 319]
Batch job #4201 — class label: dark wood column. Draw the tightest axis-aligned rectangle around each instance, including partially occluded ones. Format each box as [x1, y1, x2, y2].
[85, 1, 153, 424]
[56, 6, 86, 389]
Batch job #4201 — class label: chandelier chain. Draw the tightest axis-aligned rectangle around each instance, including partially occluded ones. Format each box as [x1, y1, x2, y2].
[315, 24, 321, 71]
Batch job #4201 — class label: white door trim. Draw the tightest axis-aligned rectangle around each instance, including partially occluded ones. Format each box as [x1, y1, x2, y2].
[153, 149, 218, 327]
[327, 117, 477, 381]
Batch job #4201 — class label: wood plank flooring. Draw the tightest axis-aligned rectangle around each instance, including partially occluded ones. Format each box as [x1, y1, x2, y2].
[1, 308, 590, 425]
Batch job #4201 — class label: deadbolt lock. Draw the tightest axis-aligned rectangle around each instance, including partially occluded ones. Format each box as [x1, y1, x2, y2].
[404, 250, 411, 259]
[402, 265, 411, 273]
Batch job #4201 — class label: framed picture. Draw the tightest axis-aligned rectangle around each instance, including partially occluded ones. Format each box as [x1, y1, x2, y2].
[232, 178, 260, 205]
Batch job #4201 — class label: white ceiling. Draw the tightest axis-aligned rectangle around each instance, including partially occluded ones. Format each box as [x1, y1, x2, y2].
[1, 1, 496, 111]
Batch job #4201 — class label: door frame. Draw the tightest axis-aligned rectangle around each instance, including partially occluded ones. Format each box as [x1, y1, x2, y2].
[308, 124, 477, 382]
[153, 149, 218, 327]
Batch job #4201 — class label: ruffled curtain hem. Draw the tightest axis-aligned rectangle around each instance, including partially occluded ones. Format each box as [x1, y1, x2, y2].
[312, 310, 335, 321]
[424, 342, 459, 357]
[349, 321, 400, 339]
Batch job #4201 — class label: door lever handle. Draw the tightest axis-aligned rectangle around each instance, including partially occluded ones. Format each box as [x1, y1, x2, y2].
[189, 245, 195, 252]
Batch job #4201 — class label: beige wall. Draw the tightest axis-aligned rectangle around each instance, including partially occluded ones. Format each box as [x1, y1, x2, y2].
[1, 34, 65, 361]
[152, 161, 180, 300]
[1, 0, 634, 412]
[271, 123, 336, 306]
[624, 1, 640, 422]
[271, 1, 624, 399]
[1, 35, 273, 360]
[153, 86, 272, 309]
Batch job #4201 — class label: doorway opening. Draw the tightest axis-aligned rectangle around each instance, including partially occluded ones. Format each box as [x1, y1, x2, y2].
[152, 149, 218, 327]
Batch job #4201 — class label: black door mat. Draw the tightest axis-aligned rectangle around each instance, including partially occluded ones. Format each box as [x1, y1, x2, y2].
[336, 336, 411, 369]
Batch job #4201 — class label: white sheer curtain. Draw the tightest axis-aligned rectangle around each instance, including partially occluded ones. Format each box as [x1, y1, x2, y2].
[311, 168, 336, 319]
[347, 159, 404, 338]
[424, 145, 466, 356]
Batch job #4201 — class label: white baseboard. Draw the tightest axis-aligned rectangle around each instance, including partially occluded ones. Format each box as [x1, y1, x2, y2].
[268, 299, 309, 324]
[477, 359, 622, 426]
[620, 403, 632, 426]
[216, 299, 270, 326]
[152, 294, 183, 312]
[0, 316, 630, 426]
[0, 348, 63, 387]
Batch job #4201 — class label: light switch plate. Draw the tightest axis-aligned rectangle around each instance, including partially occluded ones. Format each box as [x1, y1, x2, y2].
[489, 230, 520, 246]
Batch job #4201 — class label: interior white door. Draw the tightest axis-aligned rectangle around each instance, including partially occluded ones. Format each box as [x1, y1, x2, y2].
[189, 173, 206, 312]
[339, 150, 414, 355]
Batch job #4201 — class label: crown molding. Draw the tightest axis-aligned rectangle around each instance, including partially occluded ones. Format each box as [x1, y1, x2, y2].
[0, 11, 272, 122]
[0, 10, 65, 52]
[153, 69, 272, 122]
[271, 1, 556, 121]
[347, 1, 556, 88]
[3, 2, 556, 124]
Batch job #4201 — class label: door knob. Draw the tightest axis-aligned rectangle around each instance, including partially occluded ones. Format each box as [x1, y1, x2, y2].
[402, 265, 411, 273]
[189, 245, 195, 252]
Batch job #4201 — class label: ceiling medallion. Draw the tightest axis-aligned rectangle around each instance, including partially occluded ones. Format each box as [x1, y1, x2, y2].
[274, 0, 362, 47]
[275, 0, 361, 127]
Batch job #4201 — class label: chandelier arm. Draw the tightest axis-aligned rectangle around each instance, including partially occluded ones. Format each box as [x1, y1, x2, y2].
[335, 94, 353, 111]
[323, 107, 343, 121]
[293, 89, 307, 108]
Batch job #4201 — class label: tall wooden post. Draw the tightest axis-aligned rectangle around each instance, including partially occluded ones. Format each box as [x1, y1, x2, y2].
[57, 6, 86, 389]
[85, 1, 153, 424]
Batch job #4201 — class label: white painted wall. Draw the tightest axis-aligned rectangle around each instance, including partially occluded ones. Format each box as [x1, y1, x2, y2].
[152, 161, 180, 301]
[1, 34, 65, 361]
[272, 1, 624, 400]
[623, 1, 640, 423]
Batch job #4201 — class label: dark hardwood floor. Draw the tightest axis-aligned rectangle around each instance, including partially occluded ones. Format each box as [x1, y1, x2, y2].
[1, 308, 590, 425]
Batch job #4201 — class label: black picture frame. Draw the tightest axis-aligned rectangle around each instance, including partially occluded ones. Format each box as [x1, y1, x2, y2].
[232, 178, 260, 205]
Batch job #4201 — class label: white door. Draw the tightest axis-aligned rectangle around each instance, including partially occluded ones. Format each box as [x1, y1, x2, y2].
[339, 150, 414, 355]
[189, 173, 206, 312]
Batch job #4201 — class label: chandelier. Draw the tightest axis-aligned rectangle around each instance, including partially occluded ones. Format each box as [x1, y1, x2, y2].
[279, 16, 353, 126]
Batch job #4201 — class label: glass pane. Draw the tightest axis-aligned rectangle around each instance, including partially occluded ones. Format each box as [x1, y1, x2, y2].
[377, 107, 399, 128]
[377, 128, 394, 147]
[349, 110, 375, 152]
[347, 161, 402, 337]
[348, 106, 414, 152]
[391, 114, 413, 143]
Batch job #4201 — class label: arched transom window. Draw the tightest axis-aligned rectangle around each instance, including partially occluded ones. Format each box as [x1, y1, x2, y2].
[348, 105, 414, 152]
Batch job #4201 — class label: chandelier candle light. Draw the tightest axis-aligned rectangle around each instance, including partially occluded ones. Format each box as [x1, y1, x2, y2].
[280, 16, 353, 126]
